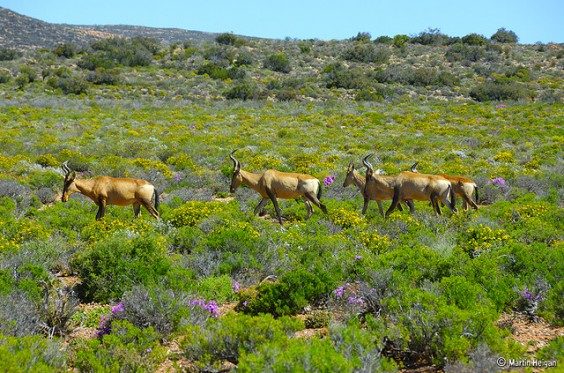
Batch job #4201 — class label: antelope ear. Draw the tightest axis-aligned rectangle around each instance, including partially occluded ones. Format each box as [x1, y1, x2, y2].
[347, 161, 354, 171]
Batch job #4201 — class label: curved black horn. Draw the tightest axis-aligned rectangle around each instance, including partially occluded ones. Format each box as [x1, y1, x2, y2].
[61, 160, 70, 174]
[229, 149, 241, 171]
[362, 154, 374, 171]
[410, 162, 419, 172]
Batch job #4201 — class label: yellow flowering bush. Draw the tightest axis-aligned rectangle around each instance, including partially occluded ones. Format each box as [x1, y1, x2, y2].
[329, 208, 365, 229]
[494, 150, 515, 163]
[460, 224, 510, 255]
[132, 158, 173, 179]
[358, 231, 391, 253]
[81, 218, 153, 242]
[0, 235, 18, 251]
[168, 201, 223, 227]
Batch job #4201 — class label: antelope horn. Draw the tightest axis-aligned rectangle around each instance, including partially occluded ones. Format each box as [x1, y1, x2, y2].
[348, 161, 354, 170]
[362, 154, 374, 172]
[410, 162, 419, 172]
[61, 161, 70, 174]
[229, 149, 241, 171]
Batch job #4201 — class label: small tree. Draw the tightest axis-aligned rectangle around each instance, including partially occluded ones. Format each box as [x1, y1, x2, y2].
[351, 32, 372, 43]
[53, 43, 77, 58]
[216, 33, 243, 46]
[461, 33, 488, 46]
[491, 28, 518, 43]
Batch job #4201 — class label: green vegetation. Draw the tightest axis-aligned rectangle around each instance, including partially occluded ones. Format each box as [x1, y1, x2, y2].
[0, 29, 562, 371]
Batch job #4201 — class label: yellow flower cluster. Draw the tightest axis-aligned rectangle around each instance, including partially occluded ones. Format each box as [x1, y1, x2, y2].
[0, 236, 18, 252]
[329, 208, 366, 229]
[358, 232, 391, 253]
[12, 219, 51, 243]
[510, 203, 549, 219]
[463, 224, 510, 253]
[494, 150, 515, 163]
[217, 221, 260, 238]
[169, 201, 223, 227]
[132, 158, 173, 179]
[81, 218, 153, 242]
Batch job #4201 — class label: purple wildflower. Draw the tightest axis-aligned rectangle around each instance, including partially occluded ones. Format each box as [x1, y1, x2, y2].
[496, 103, 507, 109]
[173, 173, 183, 183]
[491, 177, 507, 188]
[96, 315, 112, 338]
[205, 301, 220, 317]
[347, 295, 365, 306]
[111, 302, 125, 314]
[333, 285, 347, 298]
[232, 280, 241, 293]
[354, 255, 363, 261]
[323, 175, 336, 187]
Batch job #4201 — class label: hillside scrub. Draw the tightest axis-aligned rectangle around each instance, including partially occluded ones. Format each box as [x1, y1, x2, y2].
[0, 25, 562, 371]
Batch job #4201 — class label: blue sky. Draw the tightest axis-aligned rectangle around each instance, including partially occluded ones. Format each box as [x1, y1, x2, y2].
[1, 0, 562, 43]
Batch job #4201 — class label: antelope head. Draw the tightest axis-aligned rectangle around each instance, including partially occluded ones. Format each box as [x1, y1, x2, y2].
[229, 150, 242, 193]
[61, 161, 77, 202]
[343, 161, 356, 187]
[410, 162, 419, 173]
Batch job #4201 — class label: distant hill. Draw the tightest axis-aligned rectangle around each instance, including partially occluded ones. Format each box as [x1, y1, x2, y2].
[0, 6, 218, 50]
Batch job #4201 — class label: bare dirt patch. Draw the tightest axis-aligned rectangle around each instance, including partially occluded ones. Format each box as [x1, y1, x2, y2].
[498, 312, 564, 353]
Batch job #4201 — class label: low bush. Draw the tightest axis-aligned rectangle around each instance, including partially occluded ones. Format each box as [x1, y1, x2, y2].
[224, 80, 261, 100]
[491, 28, 518, 43]
[469, 81, 531, 101]
[0, 48, 21, 61]
[342, 43, 390, 64]
[71, 320, 166, 371]
[182, 313, 303, 367]
[238, 267, 335, 316]
[71, 232, 172, 302]
[0, 334, 66, 371]
[53, 43, 77, 58]
[264, 52, 291, 73]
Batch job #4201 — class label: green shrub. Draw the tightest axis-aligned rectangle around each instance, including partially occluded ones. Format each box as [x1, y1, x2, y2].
[197, 62, 230, 80]
[264, 52, 291, 73]
[53, 43, 77, 58]
[410, 28, 451, 45]
[77, 52, 116, 70]
[86, 68, 120, 85]
[536, 336, 563, 363]
[49, 74, 88, 95]
[0, 334, 66, 371]
[461, 33, 488, 46]
[224, 80, 260, 100]
[445, 44, 485, 62]
[71, 232, 172, 302]
[324, 63, 366, 89]
[392, 34, 409, 48]
[374, 35, 393, 44]
[350, 32, 372, 43]
[0, 69, 11, 84]
[239, 268, 334, 316]
[167, 201, 223, 227]
[491, 28, 518, 43]
[235, 51, 253, 66]
[238, 338, 354, 372]
[182, 313, 303, 366]
[342, 43, 390, 64]
[469, 81, 531, 101]
[215, 33, 244, 46]
[71, 320, 166, 372]
[0, 48, 21, 61]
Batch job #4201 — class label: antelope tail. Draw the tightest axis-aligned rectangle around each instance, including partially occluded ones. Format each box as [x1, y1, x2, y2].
[317, 182, 323, 200]
[153, 189, 160, 212]
[474, 185, 479, 204]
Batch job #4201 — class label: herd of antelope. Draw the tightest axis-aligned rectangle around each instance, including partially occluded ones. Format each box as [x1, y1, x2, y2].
[59, 152, 478, 224]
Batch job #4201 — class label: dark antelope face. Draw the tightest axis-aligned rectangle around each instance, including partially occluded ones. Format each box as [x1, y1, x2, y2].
[343, 162, 356, 187]
[60, 161, 77, 202]
[229, 150, 242, 193]
[61, 171, 76, 202]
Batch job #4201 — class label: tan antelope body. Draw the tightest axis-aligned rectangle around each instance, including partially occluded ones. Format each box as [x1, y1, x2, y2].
[410, 163, 479, 210]
[229, 150, 327, 224]
[363, 155, 456, 217]
[343, 162, 415, 216]
[61, 162, 159, 220]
